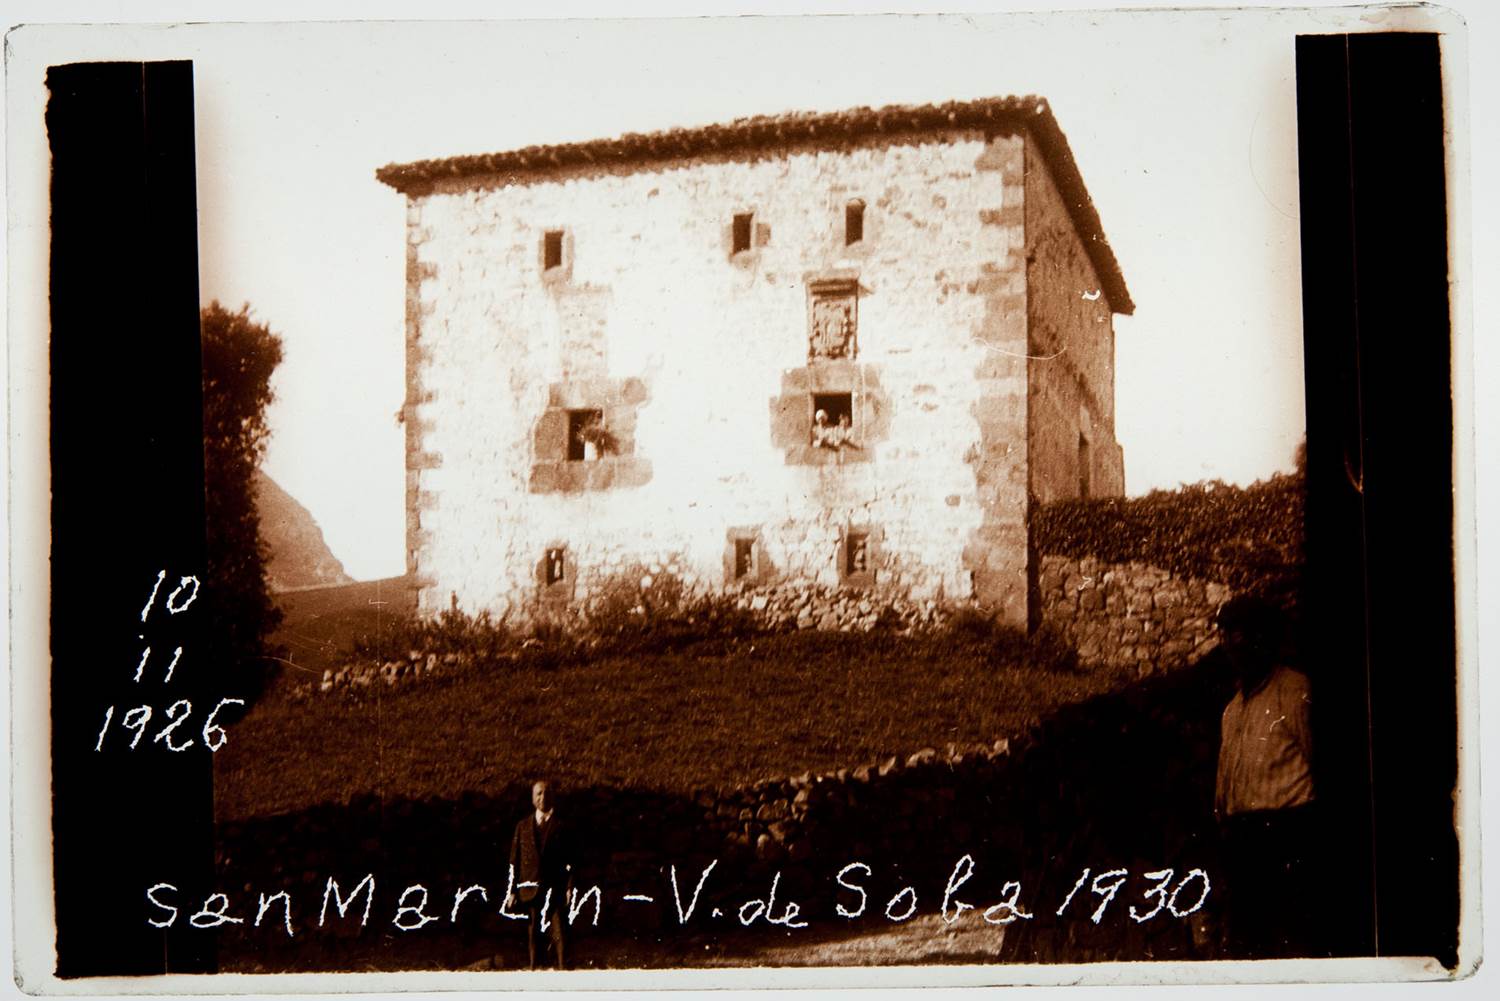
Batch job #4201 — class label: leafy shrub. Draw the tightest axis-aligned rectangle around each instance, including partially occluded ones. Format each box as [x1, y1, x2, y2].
[527, 617, 572, 649]
[584, 562, 677, 638]
[583, 563, 763, 656]
[201, 302, 284, 705]
[1025, 625, 1081, 674]
[1033, 472, 1304, 601]
[340, 565, 767, 682]
[944, 606, 1002, 644]
[940, 606, 1079, 673]
[679, 591, 763, 639]
[353, 607, 517, 662]
[585, 563, 693, 630]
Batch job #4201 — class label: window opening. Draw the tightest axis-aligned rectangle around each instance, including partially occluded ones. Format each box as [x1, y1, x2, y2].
[733, 538, 756, 580]
[844, 531, 870, 577]
[543, 230, 564, 270]
[544, 548, 566, 585]
[567, 409, 605, 461]
[811, 392, 854, 448]
[845, 200, 865, 245]
[732, 213, 754, 254]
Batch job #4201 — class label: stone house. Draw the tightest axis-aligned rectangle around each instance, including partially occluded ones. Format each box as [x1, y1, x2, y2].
[376, 96, 1132, 628]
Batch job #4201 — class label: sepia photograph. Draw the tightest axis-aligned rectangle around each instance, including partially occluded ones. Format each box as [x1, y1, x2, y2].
[5, 0, 1482, 993]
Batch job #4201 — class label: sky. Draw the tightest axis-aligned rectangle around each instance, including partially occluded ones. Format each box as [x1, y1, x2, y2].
[6, 4, 1447, 581]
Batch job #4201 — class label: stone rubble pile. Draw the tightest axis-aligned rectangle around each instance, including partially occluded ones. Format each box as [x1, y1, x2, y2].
[730, 582, 951, 633]
[292, 557, 1232, 701]
[292, 583, 958, 701]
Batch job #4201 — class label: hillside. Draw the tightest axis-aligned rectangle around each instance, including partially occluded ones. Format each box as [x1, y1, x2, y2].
[255, 470, 354, 592]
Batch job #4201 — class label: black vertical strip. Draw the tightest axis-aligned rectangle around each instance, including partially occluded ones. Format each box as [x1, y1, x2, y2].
[1295, 32, 1377, 960]
[1347, 32, 1459, 968]
[1295, 34, 1457, 966]
[47, 61, 215, 976]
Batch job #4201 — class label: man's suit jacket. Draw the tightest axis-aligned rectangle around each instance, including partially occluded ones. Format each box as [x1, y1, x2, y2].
[509, 813, 569, 905]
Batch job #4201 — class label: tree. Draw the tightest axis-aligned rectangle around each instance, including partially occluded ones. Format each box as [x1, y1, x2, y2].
[201, 301, 284, 703]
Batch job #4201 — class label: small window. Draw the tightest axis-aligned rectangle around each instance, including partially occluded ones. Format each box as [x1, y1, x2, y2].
[844, 531, 870, 577]
[811, 392, 854, 448]
[725, 526, 768, 585]
[544, 547, 566, 586]
[566, 409, 604, 461]
[732, 213, 754, 254]
[845, 200, 865, 245]
[838, 525, 878, 586]
[543, 230, 564, 270]
[733, 538, 756, 580]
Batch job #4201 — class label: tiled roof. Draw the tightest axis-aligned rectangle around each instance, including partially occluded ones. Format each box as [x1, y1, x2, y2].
[376, 96, 1132, 313]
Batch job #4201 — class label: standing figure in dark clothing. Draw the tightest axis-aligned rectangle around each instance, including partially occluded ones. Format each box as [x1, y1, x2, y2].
[507, 780, 572, 969]
[1214, 596, 1321, 958]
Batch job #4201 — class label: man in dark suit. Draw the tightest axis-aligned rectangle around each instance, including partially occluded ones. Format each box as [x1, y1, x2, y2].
[507, 780, 571, 969]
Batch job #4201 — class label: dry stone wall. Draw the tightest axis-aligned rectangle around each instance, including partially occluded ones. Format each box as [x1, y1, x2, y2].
[1039, 554, 1230, 673]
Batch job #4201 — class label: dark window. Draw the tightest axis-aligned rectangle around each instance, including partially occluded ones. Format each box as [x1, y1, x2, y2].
[734, 538, 755, 579]
[811, 392, 854, 447]
[543, 230, 564, 270]
[732, 213, 753, 254]
[845, 200, 865, 245]
[1078, 434, 1092, 498]
[544, 548, 566, 585]
[567, 408, 604, 461]
[844, 531, 870, 577]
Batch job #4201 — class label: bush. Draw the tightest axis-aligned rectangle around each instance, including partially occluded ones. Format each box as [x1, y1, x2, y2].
[353, 607, 517, 663]
[584, 562, 675, 637]
[201, 302, 284, 705]
[943, 605, 1004, 645]
[678, 591, 763, 640]
[583, 563, 763, 656]
[1026, 625, 1081, 674]
[1032, 472, 1304, 601]
[337, 564, 768, 685]
[940, 606, 1079, 673]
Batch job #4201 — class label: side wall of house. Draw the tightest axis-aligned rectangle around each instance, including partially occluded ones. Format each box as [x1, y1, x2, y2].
[1024, 135, 1126, 504]
[402, 132, 1033, 625]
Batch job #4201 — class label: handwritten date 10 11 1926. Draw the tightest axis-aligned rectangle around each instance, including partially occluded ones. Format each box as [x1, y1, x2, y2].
[93, 569, 247, 753]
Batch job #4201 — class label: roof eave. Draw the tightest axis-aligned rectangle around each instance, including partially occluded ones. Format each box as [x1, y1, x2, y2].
[375, 96, 1133, 314]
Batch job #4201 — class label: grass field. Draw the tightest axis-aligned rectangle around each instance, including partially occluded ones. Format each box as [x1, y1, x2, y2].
[212, 582, 1230, 971]
[216, 592, 1141, 821]
[267, 576, 416, 677]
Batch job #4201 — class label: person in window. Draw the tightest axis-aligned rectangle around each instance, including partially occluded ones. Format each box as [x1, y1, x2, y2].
[835, 412, 853, 448]
[1213, 596, 1320, 958]
[813, 409, 856, 449]
[812, 408, 832, 448]
[507, 780, 573, 969]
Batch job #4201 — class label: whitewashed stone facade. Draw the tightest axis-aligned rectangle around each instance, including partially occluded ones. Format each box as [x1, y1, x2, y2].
[377, 98, 1131, 628]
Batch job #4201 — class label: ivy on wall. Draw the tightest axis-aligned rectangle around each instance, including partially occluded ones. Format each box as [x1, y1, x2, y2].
[1032, 472, 1305, 600]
